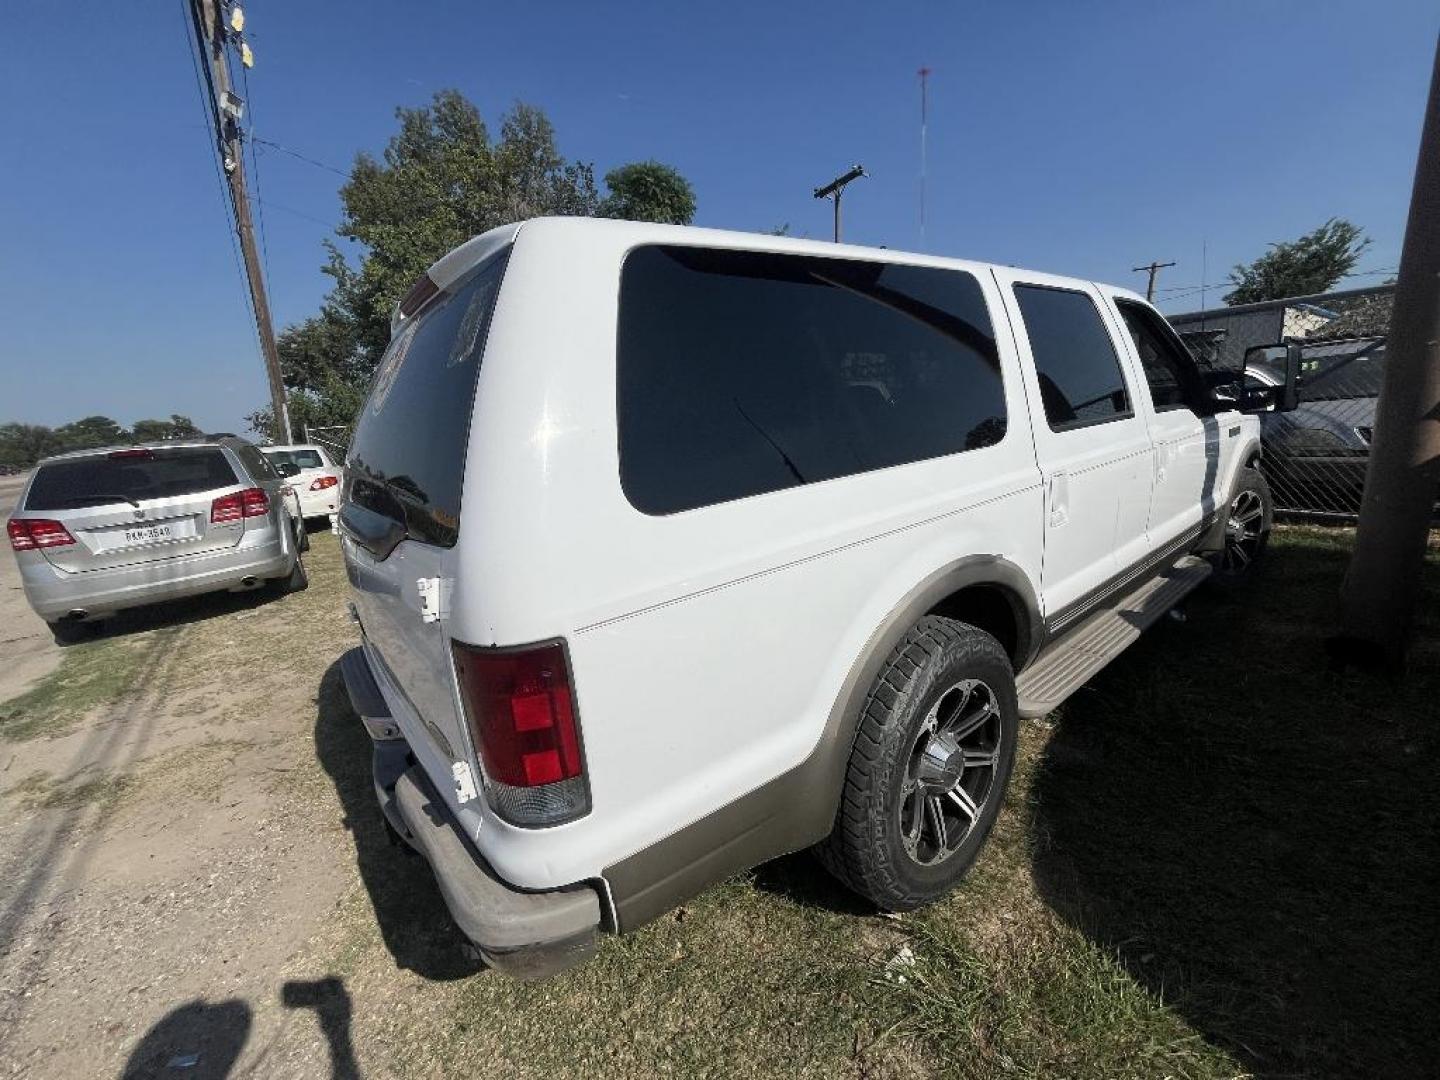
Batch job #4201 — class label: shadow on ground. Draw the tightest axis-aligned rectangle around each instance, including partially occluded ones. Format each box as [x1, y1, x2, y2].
[1030, 537, 1440, 1079]
[119, 998, 251, 1080]
[120, 977, 363, 1080]
[58, 582, 281, 648]
[312, 660, 482, 981]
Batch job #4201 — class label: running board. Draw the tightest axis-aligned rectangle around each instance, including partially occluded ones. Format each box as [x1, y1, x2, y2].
[1016, 556, 1212, 717]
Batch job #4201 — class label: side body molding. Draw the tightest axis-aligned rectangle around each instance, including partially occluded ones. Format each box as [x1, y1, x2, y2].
[603, 554, 1041, 931]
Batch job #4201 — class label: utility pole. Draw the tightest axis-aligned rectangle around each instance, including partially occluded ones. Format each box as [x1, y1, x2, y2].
[189, 0, 291, 444]
[1131, 260, 1175, 302]
[813, 164, 867, 243]
[1336, 33, 1440, 671]
[918, 67, 930, 249]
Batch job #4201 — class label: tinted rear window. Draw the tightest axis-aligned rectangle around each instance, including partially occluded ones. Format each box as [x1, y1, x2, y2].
[346, 249, 509, 547]
[618, 246, 1006, 515]
[26, 449, 239, 511]
[265, 448, 326, 470]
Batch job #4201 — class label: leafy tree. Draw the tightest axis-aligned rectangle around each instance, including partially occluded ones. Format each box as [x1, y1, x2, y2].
[598, 161, 696, 225]
[1224, 219, 1371, 305]
[335, 92, 600, 358]
[55, 415, 127, 451]
[131, 415, 201, 442]
[254, 90, 697, 441]
[0, 423, 63, 468]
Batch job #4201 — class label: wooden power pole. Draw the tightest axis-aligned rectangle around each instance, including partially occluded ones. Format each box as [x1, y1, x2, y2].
[189, 0, 291, 444]
[1336, 33, 1440, 669]
[1132, 260, 1175, 302]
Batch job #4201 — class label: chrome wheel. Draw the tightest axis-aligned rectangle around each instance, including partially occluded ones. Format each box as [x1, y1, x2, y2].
[1221, 489, 1265, 574]
[899, 678, 1002, 866]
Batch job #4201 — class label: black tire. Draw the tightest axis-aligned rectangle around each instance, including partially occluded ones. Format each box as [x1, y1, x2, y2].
[1209, 467, 1272, 586]
[816, 616, 1019, 911]
[295, 519, 311, 553]
[48, 619, 100, 646]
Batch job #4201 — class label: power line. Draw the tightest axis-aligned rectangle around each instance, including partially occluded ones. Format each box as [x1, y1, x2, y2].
[252, 136, 348, 177]
[1131, 260, 1175, 301]
[240, 62, 271, 286]
[178, 0, 259, 342]
[186, 0, 291, 443]
[257, 198, 335, 229]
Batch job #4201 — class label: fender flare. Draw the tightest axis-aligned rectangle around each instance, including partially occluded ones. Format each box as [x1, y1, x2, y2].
[603, 554, 1042, 931]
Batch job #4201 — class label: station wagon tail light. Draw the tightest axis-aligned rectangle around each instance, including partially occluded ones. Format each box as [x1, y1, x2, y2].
[451, 640, 590, 826]
[8, 518, 76, 551]
[211, 487, 270, 523]
[309, 476, 339, 491]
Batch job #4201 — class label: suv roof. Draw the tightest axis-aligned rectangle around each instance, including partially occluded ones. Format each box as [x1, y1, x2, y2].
[392, 216, 1151, 333]
[35, 435, 254, 468]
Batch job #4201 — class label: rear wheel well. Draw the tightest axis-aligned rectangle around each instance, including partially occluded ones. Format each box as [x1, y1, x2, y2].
[926, 584, 1028, 669]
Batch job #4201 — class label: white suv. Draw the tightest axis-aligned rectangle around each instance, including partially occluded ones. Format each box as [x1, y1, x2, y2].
[338, 218, 1293, 977]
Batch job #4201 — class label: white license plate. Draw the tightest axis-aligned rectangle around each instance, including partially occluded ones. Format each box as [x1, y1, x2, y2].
[123, 524, 173, 545]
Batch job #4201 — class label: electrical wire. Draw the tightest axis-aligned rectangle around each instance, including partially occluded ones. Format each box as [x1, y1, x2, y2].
[179, 0, 261, 350]
[251, 137, 348, 177]
[240, 61, 272, 286]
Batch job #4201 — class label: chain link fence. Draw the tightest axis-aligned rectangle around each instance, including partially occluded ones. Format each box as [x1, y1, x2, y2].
[1170, 286, 1396, 519]
[301, 424, 351, 463]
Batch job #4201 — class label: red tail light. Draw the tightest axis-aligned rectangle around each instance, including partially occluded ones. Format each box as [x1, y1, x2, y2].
[308, 475, 339, 491]
[108, 448, 154, 460]
[211, 487, 270, 523]
[8, 518, 76, 552]
[452, 640, 589, 826]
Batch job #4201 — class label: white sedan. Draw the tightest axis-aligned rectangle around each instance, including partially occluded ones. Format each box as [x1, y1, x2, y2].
[262, 444, 342, 523]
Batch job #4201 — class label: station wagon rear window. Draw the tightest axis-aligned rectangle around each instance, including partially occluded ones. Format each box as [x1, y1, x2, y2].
[26, 448, 239, 511]
[617, 246, 1006, 515]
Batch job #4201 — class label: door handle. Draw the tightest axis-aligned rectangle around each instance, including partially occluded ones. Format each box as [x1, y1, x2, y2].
[1047, 471, 1070, 528]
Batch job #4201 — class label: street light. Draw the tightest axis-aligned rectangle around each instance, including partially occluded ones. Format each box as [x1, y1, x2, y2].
[813, 164, 867, 243]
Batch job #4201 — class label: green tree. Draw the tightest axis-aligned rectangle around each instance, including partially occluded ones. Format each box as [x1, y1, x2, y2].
[1224, 219, 1371, 305]
[131, 415, 201, 442]
[253, 90, 697, 441]
[335, 92, 600, 357]
[55, 415, 127, 451]
[0, 423, 63, 468]
[598, 161, 696, 224]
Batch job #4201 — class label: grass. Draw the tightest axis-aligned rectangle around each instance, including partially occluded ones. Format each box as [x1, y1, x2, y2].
[8, 526, 1432, 1078]
[0, 629, 160, 741]
[351, 526, 1435, 1079]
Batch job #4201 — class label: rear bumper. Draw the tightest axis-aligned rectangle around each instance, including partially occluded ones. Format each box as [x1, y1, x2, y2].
[340, 646, 602, 979]
[296, 487, 339, 518]
[19, 535, 293, 621]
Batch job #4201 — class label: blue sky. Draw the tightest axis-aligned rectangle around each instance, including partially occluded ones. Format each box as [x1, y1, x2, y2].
[1, 1, 1434, 435]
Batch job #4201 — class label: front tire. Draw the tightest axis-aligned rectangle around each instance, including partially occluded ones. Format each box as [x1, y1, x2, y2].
[817, 616, 1019, 911]
[1210, 467, 1272, 585]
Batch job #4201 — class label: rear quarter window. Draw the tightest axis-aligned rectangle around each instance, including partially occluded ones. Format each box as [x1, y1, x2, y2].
[26, 449, 239, 511]
[617, 246, 1006, 515]
[345, 249, 509, 547]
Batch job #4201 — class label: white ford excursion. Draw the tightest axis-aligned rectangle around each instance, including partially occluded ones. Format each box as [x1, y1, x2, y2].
[338, 218, 1296, 977]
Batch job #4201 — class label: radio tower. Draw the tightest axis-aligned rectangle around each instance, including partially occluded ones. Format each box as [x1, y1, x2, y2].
[918, 66, 931, 249]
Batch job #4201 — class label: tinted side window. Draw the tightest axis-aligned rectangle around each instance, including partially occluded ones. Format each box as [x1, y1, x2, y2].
[346, 251, 509, 547]
[234, 442, 277, 482]
[618, 246, 1006, 515]
[1115, 299, 1204, 412]
[1013, 286, 1131, 431]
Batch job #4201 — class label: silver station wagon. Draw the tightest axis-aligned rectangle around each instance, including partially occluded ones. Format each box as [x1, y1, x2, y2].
[7, 436, 307, 643]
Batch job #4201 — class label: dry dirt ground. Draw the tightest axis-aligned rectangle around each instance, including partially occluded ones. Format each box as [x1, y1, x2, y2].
[0, 526, 1434, 1080]
[0, 475, 62, 703]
